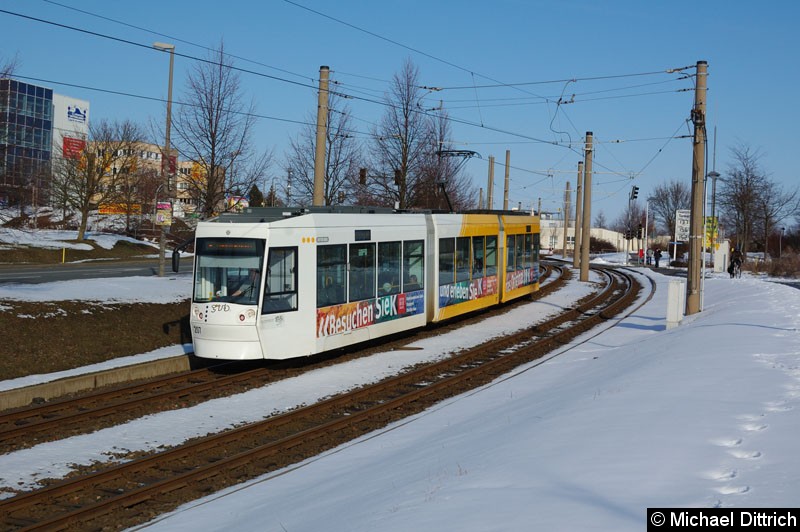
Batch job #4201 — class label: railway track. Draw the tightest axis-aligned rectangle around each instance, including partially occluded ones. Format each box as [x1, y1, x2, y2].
[0, 366, 279, 450]
[0, 265, 647, 531]
[0, 265, 565, 451]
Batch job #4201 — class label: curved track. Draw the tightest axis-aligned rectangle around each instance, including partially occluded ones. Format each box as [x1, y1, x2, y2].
[0, 265, 648, 531]
[0, 266, 565, 451]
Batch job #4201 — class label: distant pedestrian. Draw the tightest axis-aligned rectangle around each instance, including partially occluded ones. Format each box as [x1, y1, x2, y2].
[654, 248, 662, 268]
[646, 248, 654, 265]
[638, 248, 644, 264]
[728, 247, 743, 278]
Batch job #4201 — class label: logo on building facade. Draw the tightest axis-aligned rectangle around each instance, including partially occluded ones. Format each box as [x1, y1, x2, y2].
[67, 106, 87, 124]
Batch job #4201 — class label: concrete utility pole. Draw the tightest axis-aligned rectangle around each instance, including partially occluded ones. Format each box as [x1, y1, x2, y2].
[579, 132, 593, 282]
[562, 181, 571, 257]
[573, 161, 584, 269]
[686, 60, 708, 315]
[312, 65, 330, 206]
[503, 150, 510, 210]
[487, 156, 495, 209]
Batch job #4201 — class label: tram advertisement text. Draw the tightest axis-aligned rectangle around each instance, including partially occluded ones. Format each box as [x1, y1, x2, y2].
[316, 291, 424, 337]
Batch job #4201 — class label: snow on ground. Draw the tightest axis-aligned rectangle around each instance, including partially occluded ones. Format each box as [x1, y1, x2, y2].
[0, 275, 190, 304]
[0, 227, 159, 252]
[1, 244, 799, 530]
[138, 273, 800, 532]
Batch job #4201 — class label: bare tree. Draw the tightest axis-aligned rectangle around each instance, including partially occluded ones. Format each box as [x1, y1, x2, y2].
[612, 200, 647, 234]
[1, 53, 18, 79]
[755, 176, 799, 256]
[717, 143, 768, 253]
[415, 110, 476, 211]
[368, 59, 433, 209]
[108, 161, 159, 234]
[171, 41, 270, 218]
[647, 179, 690, 235]
[286, 92, 362, 206]
[594, 210, 608, 229]
[52, 120, 144, 240]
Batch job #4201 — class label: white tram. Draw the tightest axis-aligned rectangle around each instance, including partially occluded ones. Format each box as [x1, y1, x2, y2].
[181, 207, 540, 360]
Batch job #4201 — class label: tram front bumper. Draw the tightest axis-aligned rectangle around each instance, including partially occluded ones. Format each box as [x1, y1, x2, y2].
[191, 322, 264, 360]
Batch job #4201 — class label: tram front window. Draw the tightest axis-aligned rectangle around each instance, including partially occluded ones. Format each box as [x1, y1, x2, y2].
[193, 238, 265, 304]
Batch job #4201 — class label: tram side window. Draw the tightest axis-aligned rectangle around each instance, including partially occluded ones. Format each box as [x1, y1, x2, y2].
[403, 240, 424, 291]
[439, 238, 455, 286]
[262, 247, 298, 314]
[378, 241, 401, 296]
[456, 237, 470, 282]
[515, 234, 525, 271]
[349, 243, 375, 302]
[524, 233, 533, 269]
[317, 244, 346, 307]
[472, 236, 485, 279]
[485, 236, 497, 276]
[506, 235, 516, 272]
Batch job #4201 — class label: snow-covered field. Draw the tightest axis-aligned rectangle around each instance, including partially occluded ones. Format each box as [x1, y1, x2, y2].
[1, 231, 798, 530]
[0, 226, 159, 252]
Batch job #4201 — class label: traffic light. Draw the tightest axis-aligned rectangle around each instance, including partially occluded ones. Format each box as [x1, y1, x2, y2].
[625, 229, 632, 240]
[630, 186, 639, 200]
[359, 168, 367, 185]
[636, 224, 643, 239]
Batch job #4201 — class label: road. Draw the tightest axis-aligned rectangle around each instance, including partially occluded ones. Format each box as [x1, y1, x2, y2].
[0, 257, 193, 284]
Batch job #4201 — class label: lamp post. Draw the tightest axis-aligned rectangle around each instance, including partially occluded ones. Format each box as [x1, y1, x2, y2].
[153, 42, 175, 277]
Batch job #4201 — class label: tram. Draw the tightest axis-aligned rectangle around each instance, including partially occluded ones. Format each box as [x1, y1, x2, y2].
[178, 206, 540, 360]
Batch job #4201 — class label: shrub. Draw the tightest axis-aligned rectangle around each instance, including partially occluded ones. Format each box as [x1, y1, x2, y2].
[762, 252, 800, 278]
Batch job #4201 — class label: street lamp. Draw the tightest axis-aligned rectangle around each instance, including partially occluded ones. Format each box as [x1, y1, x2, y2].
[154, 42, 175, 277]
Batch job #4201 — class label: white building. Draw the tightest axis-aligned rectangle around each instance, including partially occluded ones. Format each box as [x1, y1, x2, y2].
[52, 93, 90, 161]
[538, 211, 628, 254]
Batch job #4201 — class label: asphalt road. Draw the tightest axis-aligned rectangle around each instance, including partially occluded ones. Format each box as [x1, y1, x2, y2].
[0, 256, 193, 285]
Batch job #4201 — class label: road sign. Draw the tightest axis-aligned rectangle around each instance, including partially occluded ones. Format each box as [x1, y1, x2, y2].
[156, 202, 172, 226]
[675, 209, 690, 242]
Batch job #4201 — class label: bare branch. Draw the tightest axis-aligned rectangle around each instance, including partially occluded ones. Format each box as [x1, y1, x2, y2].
[171, 41, 270, 218]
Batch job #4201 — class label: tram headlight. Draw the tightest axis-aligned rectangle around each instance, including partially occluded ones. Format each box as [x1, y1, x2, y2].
[239, 309, 256, 322]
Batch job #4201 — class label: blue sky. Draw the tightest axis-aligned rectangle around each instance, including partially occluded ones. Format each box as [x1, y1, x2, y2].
[2, 0, 797, 222]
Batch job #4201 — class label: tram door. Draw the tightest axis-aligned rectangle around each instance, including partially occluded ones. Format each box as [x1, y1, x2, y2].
[257, 245, 303, 358]
[261, 247, 298, 314]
